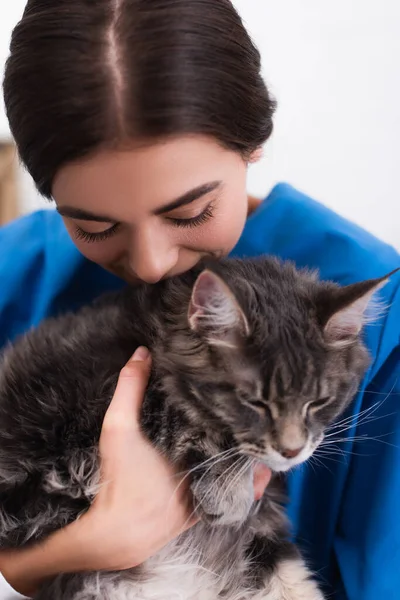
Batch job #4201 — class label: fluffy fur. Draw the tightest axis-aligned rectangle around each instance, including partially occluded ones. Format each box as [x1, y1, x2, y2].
[0, 257, 387, 599]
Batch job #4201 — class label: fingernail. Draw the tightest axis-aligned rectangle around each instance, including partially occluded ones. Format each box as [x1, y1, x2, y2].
[132, 346, 150, 362]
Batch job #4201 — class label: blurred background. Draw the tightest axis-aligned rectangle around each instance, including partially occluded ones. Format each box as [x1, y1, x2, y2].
[0, 1, 399, 248]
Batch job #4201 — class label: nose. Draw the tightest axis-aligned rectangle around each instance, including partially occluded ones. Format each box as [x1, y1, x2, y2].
[279, 446, 304, 459]
[129, 227, 178, 284]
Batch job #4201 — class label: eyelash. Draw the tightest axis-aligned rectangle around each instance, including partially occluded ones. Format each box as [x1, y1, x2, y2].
[167, 203, 215, 228]
[74, 203, 215, 243]
[74, 223, 121, 244]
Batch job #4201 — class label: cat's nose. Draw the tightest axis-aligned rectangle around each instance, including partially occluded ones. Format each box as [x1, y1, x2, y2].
[280, 446, 304, 459]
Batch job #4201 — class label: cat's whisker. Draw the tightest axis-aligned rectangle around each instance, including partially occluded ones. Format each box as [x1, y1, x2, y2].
[190, 453, 246, 525]
[321, 436, 368, 446]
[317, 439, 373, 457]
[174, 448, 238, 478]
[326, 400, 384, 433]
[307, 457, 319, 475]
[195, 455, 245, 514]
[316, 444, 376, 458]
[313, 448, 349, 463]
[357, 389, 400, 396]
[215, 457, 252, 520]
[324, 407, 396, 438]
[180, 455, 246, 532]
[316, 443, 346, 457]
[316, 442, 344, 451]
[223, 457, 251, 500]
[355, 378, 398, 397]
[322, 420, 395, 444]
[329, 384, 396, 430]
[165, 448, 240, 531]
[313, 455, 345, 465]
[320, 431, 398, 451]
[194, 460, 241, 508]
[362, 410, 398, 423]
[327, 380, 398, 436]
[175, 448, 239, 493]
[207, 456, 249, 515]
[310, 455, 335, 475]
[323, 431, 391, 443]
[315, 444, 346, 457]
[324, 424, 367, 438]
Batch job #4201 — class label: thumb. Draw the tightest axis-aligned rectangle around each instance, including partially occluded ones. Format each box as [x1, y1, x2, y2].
[103, 347, 152, 431]
[253, 463, 271, 501]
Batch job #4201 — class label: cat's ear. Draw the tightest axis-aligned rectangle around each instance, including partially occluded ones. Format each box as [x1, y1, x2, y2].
[188, 270, 249, 348]
[319, 269, 398, 346]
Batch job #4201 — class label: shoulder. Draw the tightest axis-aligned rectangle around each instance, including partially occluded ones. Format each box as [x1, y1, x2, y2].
[0, 210, 123, 345]
[236, 183, 399, 282]
[0, 209, 80, 276]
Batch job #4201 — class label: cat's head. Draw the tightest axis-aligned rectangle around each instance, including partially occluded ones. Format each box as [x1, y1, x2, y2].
[157, 258, 394, 472]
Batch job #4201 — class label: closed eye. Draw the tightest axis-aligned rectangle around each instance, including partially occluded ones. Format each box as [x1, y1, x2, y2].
[310, 396, 331, 410]
[251, 400, 268, 410]
[167, 202, 215, 228]
[238, 389, 272, 416]
[74, 223, 120, 243]
[247, 399, 272, 417]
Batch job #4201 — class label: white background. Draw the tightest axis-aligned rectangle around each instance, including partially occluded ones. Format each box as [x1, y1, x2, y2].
[0, 0, 399, 596]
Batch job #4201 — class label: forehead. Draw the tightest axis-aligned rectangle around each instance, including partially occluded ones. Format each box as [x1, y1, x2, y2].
[266, 356, 324, 396]
[52, 135, 246, 220]
[252, 327, 329, 398]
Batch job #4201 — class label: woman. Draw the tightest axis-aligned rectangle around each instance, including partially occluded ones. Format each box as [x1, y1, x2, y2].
[0, 1, 399, 598]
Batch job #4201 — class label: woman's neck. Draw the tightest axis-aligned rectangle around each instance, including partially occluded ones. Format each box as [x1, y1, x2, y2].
[247, 195, 261, 216]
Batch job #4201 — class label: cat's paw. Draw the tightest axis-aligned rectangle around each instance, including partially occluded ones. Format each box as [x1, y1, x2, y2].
[190, 463, 254, 527]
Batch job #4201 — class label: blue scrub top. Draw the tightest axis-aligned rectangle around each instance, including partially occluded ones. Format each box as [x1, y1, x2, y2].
[1, 183, 399, 599]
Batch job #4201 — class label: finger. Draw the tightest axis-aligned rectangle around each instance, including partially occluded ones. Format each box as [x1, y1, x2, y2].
[174, 497, 200, 537]
[179, 513, 200, 534]
[103, 347, 151, 430]
[253, 464, 272, 501]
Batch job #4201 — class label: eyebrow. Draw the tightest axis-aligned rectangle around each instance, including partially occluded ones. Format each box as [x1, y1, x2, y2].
[56, 181, 222, 222]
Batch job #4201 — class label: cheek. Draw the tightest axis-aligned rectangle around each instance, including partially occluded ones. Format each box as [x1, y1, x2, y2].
[306, 411, 333, 444]
[216, 173, 250, 250]
[217, 193, 249, 251]
[308, 424, 325, 445]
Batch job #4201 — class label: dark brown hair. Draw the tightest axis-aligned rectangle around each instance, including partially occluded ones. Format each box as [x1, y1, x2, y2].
[3, 0, 276, 198]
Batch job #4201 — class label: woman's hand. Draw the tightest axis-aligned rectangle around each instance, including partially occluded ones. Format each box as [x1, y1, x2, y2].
[0, 347, 271, 596]
[77, 346, 198, 571]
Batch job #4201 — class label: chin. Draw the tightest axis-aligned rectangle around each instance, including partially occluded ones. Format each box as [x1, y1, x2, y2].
[263, 445, 315, 473]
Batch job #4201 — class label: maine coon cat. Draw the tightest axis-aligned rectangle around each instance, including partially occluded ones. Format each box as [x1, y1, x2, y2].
[0, 257, 391, 600]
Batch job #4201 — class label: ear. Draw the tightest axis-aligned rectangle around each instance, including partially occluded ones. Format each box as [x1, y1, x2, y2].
[248, 147, 264, 163]
[188, 270, 250, 348]
[321, 269, 398, 345]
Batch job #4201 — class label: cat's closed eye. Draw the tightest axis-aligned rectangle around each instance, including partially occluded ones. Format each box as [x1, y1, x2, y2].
[308, 397, 331, 411]
[240, 393, 272, 416]
[249, 399, 270, 413]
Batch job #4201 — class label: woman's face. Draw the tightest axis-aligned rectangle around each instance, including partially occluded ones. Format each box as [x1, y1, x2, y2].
[53, 136, 252, 284]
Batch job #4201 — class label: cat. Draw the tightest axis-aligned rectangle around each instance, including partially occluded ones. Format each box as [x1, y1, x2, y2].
[0, 256, 391, 600]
